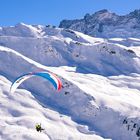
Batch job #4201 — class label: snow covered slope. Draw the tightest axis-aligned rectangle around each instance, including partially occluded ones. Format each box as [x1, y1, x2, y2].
[0, 23, 140, 76]
[59, 9, 140, 38]
[0, 76, 106, 140]
[0, 24, 140, 140]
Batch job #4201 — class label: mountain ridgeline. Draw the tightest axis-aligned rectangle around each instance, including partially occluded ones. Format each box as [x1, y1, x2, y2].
[59, 9, 140, 38]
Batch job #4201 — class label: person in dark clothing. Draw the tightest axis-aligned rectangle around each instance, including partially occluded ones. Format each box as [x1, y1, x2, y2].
[35, 123, 44, 132]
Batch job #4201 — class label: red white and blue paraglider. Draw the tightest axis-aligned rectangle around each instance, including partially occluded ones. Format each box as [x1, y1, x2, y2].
[10, 71, 62, 93]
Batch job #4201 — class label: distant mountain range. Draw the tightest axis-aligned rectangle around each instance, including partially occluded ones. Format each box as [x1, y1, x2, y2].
[59, 9, 140, 38]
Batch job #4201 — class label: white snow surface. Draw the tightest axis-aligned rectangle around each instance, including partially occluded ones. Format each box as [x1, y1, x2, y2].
[0, 24, 140, 140]
[0, 76, 106, 140]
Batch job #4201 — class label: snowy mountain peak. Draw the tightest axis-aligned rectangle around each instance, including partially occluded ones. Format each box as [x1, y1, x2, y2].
[84, 9, 116, 22]
[0, 22, 41, 37]
[59, 9, 140, 38]
[15, 22, 28, 27]
[129, 9, 140, 16]
[94, 9, 109, 14]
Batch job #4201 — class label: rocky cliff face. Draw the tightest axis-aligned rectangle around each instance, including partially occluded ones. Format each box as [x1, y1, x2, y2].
[59, 9, 140, 38]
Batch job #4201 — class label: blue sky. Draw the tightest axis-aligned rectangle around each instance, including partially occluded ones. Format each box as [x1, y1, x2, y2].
[0, 0, 140, 26]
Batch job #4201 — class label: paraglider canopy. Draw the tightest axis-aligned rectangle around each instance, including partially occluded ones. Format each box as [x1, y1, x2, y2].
[10, 71, 62, 93]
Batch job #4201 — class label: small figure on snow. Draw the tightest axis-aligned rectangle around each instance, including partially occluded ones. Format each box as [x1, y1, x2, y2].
[35, 123, 44, 132]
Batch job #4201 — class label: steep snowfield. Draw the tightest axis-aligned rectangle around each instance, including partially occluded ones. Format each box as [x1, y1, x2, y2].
[0, 76, 106, 140]
[0, 24, 140, 140]
[0, 23, 140, 76]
